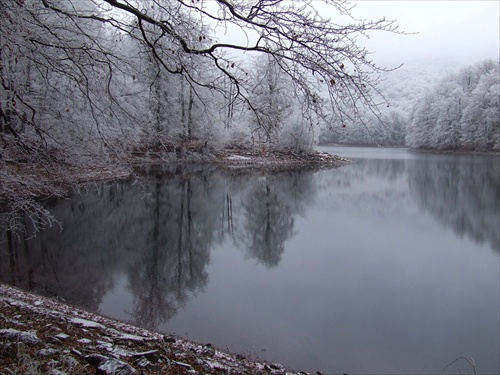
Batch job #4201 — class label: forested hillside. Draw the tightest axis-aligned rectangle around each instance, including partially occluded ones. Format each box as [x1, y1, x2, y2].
[406, 60, 499, 151]
[320, 59, 499, 151]
[318, 61, 456, 146]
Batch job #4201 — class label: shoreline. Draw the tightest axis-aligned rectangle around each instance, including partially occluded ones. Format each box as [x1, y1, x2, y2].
[1, 151, 345, 374]
[0, 283, 310, 374]
[0, 148, 353, 218]
[318, 143, 500, 156]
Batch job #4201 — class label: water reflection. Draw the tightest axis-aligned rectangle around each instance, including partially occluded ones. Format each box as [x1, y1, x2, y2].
[0, 165, 318, 327]
[407, 155, 500, 252]
[0, 150, 498, 374]
[238, 171, 315, 267]
[126, 168, 215, 329]
[322, 149, 499, 252]
[316, 157, 410, 218]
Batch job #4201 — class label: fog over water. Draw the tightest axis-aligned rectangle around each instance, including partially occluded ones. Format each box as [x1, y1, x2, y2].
[1, 147, 499, 374]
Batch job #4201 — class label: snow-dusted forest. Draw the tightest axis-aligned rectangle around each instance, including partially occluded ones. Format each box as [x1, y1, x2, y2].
[0, 0, 399, 162]
[1, 0, 498, 228]
[319, 59, 500, 150]
[406, 60, 499, 151]
[2, 1, 498, 165]
[1, 0, 402, 226]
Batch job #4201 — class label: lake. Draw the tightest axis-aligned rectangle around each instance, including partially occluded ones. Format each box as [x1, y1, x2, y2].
[1, 146, 499, 374]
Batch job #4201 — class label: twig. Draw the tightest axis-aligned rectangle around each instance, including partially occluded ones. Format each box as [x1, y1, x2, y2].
[441, 356, 477, 375]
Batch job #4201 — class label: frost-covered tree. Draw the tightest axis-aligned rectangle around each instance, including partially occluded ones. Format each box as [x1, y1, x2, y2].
[460, 69, 500, 151]
[234, 54, 318, 152]
[1, 0, 148, 162]
[2, 0, 399, 151]
[406, 93, 438, 149]
[1, 0, 404, 231]
[249, 55, 293, 143]
[406, 59, 499, 151]
[319, 61, 466, 147]
[431, 80, 464, 149]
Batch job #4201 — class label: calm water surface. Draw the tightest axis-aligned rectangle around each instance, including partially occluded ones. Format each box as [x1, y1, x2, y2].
[1, 147, 499, 374]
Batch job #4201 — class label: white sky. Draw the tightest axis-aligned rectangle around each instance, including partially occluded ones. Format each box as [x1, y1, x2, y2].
[344, 0, 500, 66]
[210, 0, 500, 68]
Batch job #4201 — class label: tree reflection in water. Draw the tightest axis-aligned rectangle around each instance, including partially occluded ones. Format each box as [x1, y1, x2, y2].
[0, 165, 318, 329]
[123, 167, 216, 329]
[2, 151, 498, 374]
[407, 155, 499, 252]
[240, 181, 294, 268]
[1, 155, 496, 335]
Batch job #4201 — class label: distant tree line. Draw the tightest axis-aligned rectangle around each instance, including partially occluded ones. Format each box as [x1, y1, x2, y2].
[320, 59, 499, 151]
[406, 59, 499, 151]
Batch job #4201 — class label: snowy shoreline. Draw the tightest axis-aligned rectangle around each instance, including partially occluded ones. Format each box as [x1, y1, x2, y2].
[0, 283, 311, 374]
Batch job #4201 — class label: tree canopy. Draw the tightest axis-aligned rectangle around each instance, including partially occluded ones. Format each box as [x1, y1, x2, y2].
[0, 0, 404, 230]
[1, 0, 401, 158]
[406, 59, 500, 151]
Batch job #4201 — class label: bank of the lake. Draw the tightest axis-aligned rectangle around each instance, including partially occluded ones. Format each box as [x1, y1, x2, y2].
[0, 148, 351, 201]
[0, 283, 311, 374]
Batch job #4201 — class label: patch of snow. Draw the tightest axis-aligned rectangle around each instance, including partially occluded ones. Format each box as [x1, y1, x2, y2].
[54, 332, 70, 341]
[69, 348, 81, 357]
[172, 360, 196, 373]
[226, 155, 251, 161]
[36, 348, 59, 357]
[77, 338, 92, 344]
[130, 349, 159, 358]
[96, 340, 113, 349]
[98, 358, 138, 375]
[69, 317, 104, 329]
[214, 350, 234, 361]
[96, 340, 133, 357]
[136, 357, 152, 368]
[114, 333, 146, 342]
[0, 328, 43, 346]
[47, 370, 66, 375]
[204, 359, 232, 371]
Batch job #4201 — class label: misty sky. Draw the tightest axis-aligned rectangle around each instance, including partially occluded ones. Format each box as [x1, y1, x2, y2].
[212, 1, 499, 68]
[347, 0, 500, 66]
